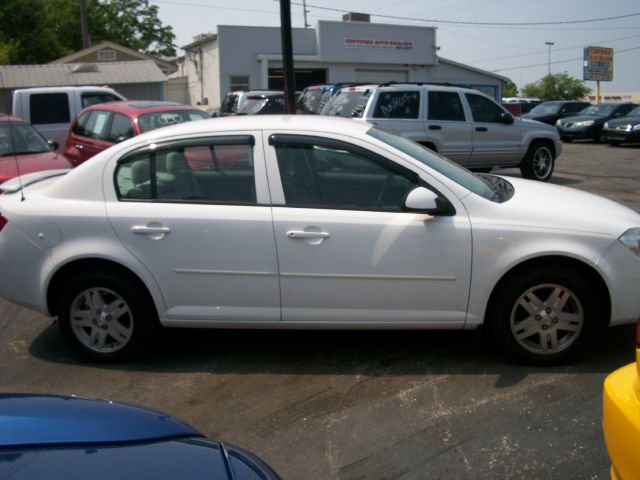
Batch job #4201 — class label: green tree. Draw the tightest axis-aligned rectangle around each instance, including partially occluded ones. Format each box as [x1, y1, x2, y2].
[0, 0, 175, 64]
[502, 79, 518, 98]
[521, 73, 590, 101]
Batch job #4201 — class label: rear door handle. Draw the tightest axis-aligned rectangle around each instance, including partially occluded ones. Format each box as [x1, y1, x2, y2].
[287, 230, 330, 239]
[475, 127, 488, 132]
[131, 224, 171, 240]
[428, 125, 442, 130]
[75, 144, 84, 150]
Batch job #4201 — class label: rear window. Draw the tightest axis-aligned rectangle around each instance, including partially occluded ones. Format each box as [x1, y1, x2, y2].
[322, 90, 372, 118]
[236, 96, 285, 115]
[297, 88, 331, 114]
[137, 110, 209, 133]
[29, 93, 70, 124]
[372, 91, 420, 119]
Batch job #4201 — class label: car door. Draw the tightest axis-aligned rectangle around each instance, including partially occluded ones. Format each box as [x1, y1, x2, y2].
[465, 93, 522, 166]
[264, 132, 472, 326]
[64, 110, 114, 166]
[105, 133, 280, 323]
[425, 90, 472, 164]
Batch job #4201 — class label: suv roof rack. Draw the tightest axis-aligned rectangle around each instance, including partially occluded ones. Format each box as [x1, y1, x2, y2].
[378, 81, 475, 89]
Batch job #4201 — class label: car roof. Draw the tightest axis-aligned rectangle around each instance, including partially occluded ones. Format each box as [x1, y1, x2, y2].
[12, 86, 119, 94]
[0, 393, 201, 447]
[80, 101, 203, 116]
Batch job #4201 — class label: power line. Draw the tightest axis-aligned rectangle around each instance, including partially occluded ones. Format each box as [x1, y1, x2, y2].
[491, 45, 640, 72]
[293, 3, 640, 26]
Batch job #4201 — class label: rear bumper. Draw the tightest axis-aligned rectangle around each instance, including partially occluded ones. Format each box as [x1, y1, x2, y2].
[603, 358, 640, 480]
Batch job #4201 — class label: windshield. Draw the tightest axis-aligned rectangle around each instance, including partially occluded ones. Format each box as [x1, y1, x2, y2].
[528, 103, 561, 115]
[297, 88, 331, 114]
[237, 96, 285, 115]
[322, 90, 372, 118]
[627, 106, 640, 117]
[579, 104, 615, 116]
[367, 127, 503, 201]
[137, 110, 209, 133]
[0, 122, 51, 156]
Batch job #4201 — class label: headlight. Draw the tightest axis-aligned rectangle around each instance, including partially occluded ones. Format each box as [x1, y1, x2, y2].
[633, 124, 640, 131]
[555, 119, 562, 126]
[603, 122, 609, 129]
[574, 120, 595, 127]
[619, 228, 640, 257]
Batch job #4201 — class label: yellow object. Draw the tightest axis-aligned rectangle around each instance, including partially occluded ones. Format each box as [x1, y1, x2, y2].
[603, 350, 640, 480]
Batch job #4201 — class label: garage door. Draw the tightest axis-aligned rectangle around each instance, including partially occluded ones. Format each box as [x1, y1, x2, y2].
[355, 69, 408, 83]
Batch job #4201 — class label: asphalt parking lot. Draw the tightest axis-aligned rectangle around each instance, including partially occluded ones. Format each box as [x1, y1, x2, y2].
[0, 141, 638, 479]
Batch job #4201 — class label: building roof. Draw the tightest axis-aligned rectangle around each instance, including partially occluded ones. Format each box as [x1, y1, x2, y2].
[181, 34, 217, 51]
[438, 57, 509, 83]
[0, 61, 166, 89]
[50, 41, 177, 75]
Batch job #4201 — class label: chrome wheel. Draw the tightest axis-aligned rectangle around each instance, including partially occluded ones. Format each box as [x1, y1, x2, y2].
[531, 146, 553, 179]
[69, 287, 133, 354]
[510, 283, 583, 355]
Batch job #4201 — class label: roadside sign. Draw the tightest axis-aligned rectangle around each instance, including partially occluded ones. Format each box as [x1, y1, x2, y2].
[583, 46, 613, 81]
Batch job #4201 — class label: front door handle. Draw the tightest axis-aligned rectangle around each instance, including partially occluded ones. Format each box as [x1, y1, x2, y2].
[428, 125, 442, 130]
[75, 144, 84, 150]
[287, 230, 330, 239]
[475, 127, 488, 132]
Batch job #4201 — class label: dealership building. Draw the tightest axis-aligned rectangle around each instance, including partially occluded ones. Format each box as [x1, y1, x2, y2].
[172, 14, 508, 108]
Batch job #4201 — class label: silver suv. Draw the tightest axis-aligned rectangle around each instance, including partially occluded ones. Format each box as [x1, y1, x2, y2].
[321, 84, 562, 181]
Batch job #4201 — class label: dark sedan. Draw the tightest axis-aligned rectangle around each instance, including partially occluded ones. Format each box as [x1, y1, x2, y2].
[602, 105, 640, 145]
[522, 100, 591, 125]
[0, 393, 280, 480]
[556, 103, 638, 143]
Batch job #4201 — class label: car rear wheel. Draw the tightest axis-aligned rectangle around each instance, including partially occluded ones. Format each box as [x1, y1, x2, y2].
[58, 272, 157, 362]
[488, 265, 597, 365]
[520, 141, 554, 181]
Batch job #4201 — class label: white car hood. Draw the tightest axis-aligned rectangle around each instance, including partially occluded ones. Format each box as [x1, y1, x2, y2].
[470, 176, 640, 236]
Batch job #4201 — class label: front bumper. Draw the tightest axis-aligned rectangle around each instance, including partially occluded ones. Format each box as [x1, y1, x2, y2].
[603, 355, 640, 480]
[603, 128, 640, 144]
[556, 125, 596, 140]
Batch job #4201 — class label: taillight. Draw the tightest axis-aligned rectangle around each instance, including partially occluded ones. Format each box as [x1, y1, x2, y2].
[0, 213, 7, 232]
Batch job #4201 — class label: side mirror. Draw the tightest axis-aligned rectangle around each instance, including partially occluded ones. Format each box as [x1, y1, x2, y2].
[498, 112, 514, 124]
[404, 187, 454, 215]
[48, 140, 59, 151]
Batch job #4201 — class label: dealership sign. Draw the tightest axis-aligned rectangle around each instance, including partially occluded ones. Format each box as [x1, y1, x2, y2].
[583, 46, 613, 81]
[345, 38, 414, 50]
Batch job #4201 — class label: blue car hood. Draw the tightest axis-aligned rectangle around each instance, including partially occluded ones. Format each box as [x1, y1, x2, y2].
[0, 394, 201, 447]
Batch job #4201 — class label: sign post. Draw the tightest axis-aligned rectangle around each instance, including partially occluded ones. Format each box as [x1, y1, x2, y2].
[583, 46, 613, 104]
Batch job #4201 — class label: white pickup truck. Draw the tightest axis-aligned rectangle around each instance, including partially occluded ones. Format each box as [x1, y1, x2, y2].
[12, 86, 125, 147]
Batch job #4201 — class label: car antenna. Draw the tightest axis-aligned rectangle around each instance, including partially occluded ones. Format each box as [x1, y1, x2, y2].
[0, 72, 26, 201]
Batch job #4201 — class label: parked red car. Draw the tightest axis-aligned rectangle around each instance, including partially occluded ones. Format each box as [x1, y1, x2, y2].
[63, 101, 210, 166]
[0, 114, 71, 185]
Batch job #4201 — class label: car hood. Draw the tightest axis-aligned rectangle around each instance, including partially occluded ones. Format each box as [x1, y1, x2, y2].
[0, 151, 71, 184]
[515, 117, 558, 131]
[0, 393, 201, 447]
[558, 114, 605, 124]
[605, 116, 640, 128]
[478, 176, 640, 236]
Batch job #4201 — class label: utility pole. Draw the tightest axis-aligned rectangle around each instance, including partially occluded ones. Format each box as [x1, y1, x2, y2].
[545, 41, 554, 76]
[79, 0, 91, 48]
[302, 0, 309, 28]
[279, 0, 296, 113]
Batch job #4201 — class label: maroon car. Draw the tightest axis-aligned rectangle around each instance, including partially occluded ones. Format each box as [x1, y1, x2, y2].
[63, 101, 210, 166]
[0, 114, 71, 185]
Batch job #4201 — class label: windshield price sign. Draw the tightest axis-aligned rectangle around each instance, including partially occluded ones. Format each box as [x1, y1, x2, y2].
[583, 46, 613, 81]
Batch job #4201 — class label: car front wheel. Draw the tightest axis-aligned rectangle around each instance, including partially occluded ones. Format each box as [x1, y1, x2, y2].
[488, 265, 598, 365]
[58, 272, 157, 362]
[520, 141, 555, 181]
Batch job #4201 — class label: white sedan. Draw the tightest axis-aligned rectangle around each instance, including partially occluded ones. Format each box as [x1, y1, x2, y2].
[0, 116, 638, 364]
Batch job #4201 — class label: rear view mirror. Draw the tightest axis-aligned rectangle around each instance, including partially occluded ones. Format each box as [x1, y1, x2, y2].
[498, 112, 514, 124]
[48, 140, 59, 151]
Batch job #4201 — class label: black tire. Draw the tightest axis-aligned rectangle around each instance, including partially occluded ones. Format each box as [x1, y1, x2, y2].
[520, 141, 555, 181]
[562, 137, 572, 143]
[487, 265, 598, 365]
[595, 130, 607, 144]
[58, 271, 158, 362]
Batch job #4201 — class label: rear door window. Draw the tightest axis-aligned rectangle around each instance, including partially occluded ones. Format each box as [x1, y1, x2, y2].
[29, 93, 70, 124]
[428, 91, 466, 121]
[84, 110, 112, 140]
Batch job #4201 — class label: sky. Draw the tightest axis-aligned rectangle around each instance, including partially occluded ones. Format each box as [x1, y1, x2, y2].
[151, 0, 640, 93]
